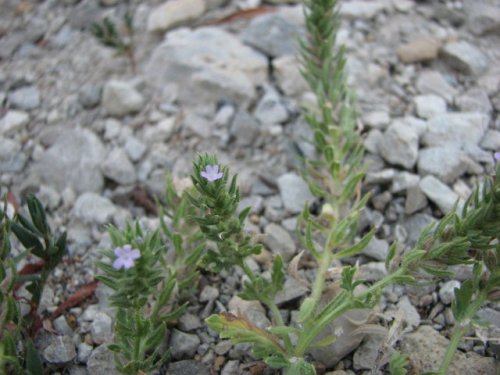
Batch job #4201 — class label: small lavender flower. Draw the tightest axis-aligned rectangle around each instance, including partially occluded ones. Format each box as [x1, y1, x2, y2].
[201, 165, 223, 182]
[113, 244, 140, 270]
[494, 152, 500, 162]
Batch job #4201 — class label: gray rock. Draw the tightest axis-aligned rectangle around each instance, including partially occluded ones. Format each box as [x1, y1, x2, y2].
[277, 173, 314, 214]
[340, 0, 390, 19]
[73, 193, 118, 224]
[221, 360, 239, 375]
[77, 342, 93, 364]
[365, 169, 395, 185]
[31, 129, 106, 193]
[398, 295, 421, 328]
[422, 113, 489, 147]
[178, 313, 202, 332]
[400, 325, 499, 375]
[363, 129, 383, 154]
[238, 195, 264, 215]
[0, 137, 26, 173]
[241, 14, 302, 57]
[378, 121, 419, 169]
[263, 223, 296, 261]
[0, 110, 30, 136]
[418, 146, 480, 183]
[275, 276, 309, 305]
[480, 129, 500, 151]
[405, 185, 428, 215]
[90, 312, 113, 344]
[362, 111, 391, 129]
[441, 41, 488, 76]
[391, 172, 420, 193]
[358, 262, 388, 282]
[102, 80, 144, 117]
[147, 0, 205, 32]
[362, 236, 389, 261]
[200, 285, 219, 302]
[416, 71, 458, 103]
[42, 335, 76, 364]
[53, 315, 74, 335]
[414, 94, 447, 119]
[439, 280, 460, 305]
[397, 36, 441, 64]
[143, 117, 176, 144]
[273, 55, 309, 97]
[465, 1, 500, 36]
[170, 329, 201, 359]
[419, 175, 463, 214]
[254, 86, 289, 124]
[145, 27, 267, 109]
[124, 136, 147, 162]
[353, 334, 389, 370]
[455, 87, 492, 113]
[402, 213, 436, 245]
[78, 84, 102, 109]
[230, 109, 261, 146]
[8, 86, 40, 110]
[166, 360, 209, 375]
[228, 296, 271, 329]
[87, 345, 120, 375]
[101, 148, 136, 185]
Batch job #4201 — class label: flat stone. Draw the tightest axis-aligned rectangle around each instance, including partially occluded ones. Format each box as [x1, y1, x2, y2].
[102, 80, 144, 117]
[378, 121, 419, 169]
[414, 94, 447, 119]
[441, 41, 488, 76]
[31, 128, 105, 193]
[101, 148, 136, 185]
[439, 280, 460, 305]
[422, 113, 489, 147]
[147, 0, 206, 32]
[199, 285, 219, 302]
[178, 313, 202, 332]
[480, 129, 500, 151]
[419, 175, 463, 214]
[455, 87, 492, 113]
[241, 14, 303, 57]
[73, 193, 118, 224]
[143, 117, 176, 144]
[405, 185, 428, 215]
[8, 86, 40, 110]
[362, 236, 389, 261]
[277, 173, 314, 214]
[400, 325, 499, 375]
[230, 109, 260, 146]
[416, 71, 458, 103]
[0, 137, 26, 173]
[465, 1, 500, 36]
[391, 171, 420, 193]
[418, 146, 480, 183]
[273, 55, 309, 97]
[90, 312, 113, 345]
[145, 27, 267, 109]
[254, 86, 289, 124]
[398, 36, 441, 64]
[87, 345, 120, 375]
[340, 0, 390, 19]
[397, 295, 420, 328]
[166, 360, 209, 375]
[0, 110, 30, 136]
[228, 296, 270, 329]
[362, 111, 390, 129]
[77, 343, 93, 364]
[353, 334, 390, 370]
[42, 335, 76, 364]
[275, 276, 309, 305]
[170, 329, 201, 359]
[262, 223, 296, 261]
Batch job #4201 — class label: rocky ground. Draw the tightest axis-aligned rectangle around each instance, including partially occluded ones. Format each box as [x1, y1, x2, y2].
[1, 0, 500, 374]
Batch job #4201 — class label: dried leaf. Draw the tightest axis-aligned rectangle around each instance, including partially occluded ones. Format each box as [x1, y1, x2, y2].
[130, 186, 158, 215]
[288, 250, 311, 288]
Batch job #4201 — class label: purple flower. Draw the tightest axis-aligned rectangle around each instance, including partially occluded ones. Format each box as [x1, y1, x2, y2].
[113, 244, 140, 270]
[201, 165, 223, 182]
[494, 152, 500, 162]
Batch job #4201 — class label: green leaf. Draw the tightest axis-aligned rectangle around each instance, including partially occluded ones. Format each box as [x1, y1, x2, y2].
[271, 255, 285, 294]
[385, 241, 398, 270]
[336, 229, 374, 258]
[238, 206, 251, 224]
[10, 222, 44, 258]
[297, 297, 316, 323]
[25, 339, 43, 375]
[311, 334, 337, 348]
[452, 280, 473, 321]
[27, 195, 50, 236]
[389, 351, 408, 375]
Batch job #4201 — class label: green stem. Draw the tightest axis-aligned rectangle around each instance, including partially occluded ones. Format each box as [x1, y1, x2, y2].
[438, 323, 468, 375]
[309, 247, 333, 313]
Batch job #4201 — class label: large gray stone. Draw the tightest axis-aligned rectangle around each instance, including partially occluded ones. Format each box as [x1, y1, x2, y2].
[464, 1, 500, 36]
[262, 223, 296, 261]
[400, 325, 499, 375]
[418, 146, 481, 183]
[441, 41, 488, 76]
[254, 86, 289, 124]
[422, 113, 489, 147]
[0, 137, 26, 173]
[42, 335, 76, 365]
[230, 109, 261, 146]
[378, 121, 419, 169]
[455, 87, 492, 113]
[170, 329, 200, 359]
[147, 0, 205, 32]
[73, 193, 118, 224]
[87, 345, 120, 375]
[397, 36, 441, 64]
[102, 80, 144, 117]
[414, 94, 447, 119]
[145, 27, 267, 108]
[273, 55, 309, 97]
[0, 110, 30, 136]
[8, 86, 40, 110]
[277, 173, 314, 214]
[101, 148, 136, 185]
[241, 14, 303, 58]
[31, 129, 106, 193]
[419, 175, 463, 214]
[416, 71, 458, 103]
[340, 0, 390, 19]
